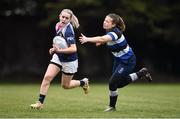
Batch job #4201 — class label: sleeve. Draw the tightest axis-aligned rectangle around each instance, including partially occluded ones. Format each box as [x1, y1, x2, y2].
[107, 32, 118, 41]
[64, 25, 76, 44]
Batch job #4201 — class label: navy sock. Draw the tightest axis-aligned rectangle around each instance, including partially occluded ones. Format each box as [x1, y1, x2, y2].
[80, 80, 85, 87]
[109, 95, 118, 108]
[38, 94, 46, 104]
[136, 71, 144, 78]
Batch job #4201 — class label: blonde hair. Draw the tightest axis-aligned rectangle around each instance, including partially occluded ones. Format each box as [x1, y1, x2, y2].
[108, 13, 126, 32]
[60, 9, 80, 29]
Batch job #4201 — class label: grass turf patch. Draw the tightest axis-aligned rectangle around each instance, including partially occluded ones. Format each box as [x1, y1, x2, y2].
[0, 83, 179, 118]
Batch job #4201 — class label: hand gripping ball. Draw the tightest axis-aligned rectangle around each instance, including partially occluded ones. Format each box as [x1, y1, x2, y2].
[53, 36, 68, 49]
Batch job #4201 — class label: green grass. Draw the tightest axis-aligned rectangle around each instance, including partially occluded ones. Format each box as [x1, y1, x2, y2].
[0, 83, 179, 118]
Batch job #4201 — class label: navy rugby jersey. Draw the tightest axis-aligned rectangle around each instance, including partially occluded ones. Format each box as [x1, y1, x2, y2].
[55, 23, 78, 62]
[106, 27, 134, 61]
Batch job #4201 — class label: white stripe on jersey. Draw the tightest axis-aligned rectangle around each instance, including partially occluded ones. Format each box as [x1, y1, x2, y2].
[112, 45, 129, 57]
[109, 32, 118, 40]
[107, 34, 125, 46]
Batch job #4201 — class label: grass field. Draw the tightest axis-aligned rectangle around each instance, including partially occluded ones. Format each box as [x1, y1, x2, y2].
[0, 82, 179, 118]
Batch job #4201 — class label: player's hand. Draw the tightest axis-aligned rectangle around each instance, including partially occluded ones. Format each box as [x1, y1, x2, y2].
[53, 44, 62, 53]
[49, 47, 55, 55]
[79, 33, 88, 44]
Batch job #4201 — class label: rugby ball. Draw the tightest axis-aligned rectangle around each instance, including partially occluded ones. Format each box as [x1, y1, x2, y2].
[53, 36, 68, 49]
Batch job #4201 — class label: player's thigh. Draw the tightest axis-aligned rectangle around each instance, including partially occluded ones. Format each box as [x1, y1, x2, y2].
[44, 63, 60, 79]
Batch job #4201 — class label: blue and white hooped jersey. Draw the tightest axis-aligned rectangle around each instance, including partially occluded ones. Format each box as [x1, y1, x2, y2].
[106, 27, 134, 61]
[55, 23, 78, 62]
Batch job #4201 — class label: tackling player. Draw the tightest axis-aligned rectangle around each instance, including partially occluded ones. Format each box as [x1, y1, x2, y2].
[79, 13, 152, 112]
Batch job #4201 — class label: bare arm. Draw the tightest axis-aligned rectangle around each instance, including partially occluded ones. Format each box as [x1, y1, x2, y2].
[79, 33, 112, 44]
[51, 44, 77, 54]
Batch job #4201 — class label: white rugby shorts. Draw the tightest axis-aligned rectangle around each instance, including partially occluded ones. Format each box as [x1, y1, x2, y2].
[50, 54, 78, 74]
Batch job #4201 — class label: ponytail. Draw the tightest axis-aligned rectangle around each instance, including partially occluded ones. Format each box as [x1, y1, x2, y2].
[118, 17, 125, 32]
[71, 14, 80, 29]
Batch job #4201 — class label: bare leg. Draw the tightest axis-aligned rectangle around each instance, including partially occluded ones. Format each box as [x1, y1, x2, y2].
[30, 63, 60, 109]
[61, 73, 80, 89]
[40, 64, 60, 95]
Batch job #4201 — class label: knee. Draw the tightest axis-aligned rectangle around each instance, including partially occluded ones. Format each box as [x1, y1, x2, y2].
[109, 80, 117, 91]
[109, 74, 118, 89]
[109, 83, 116, 91]
[62, 84, 70, 89]
[117, 77, 131, 88]
[109, 80, 114, 87]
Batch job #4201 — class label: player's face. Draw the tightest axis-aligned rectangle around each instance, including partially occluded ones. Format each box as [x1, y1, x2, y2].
[103, 16, 115, 30]
[59, 12, 71, 26]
